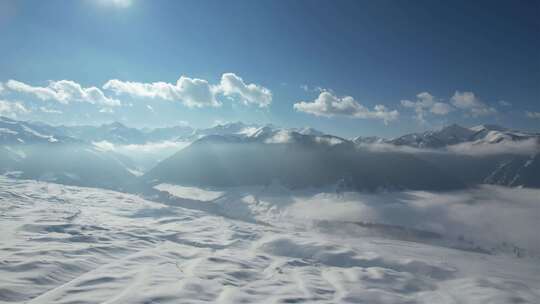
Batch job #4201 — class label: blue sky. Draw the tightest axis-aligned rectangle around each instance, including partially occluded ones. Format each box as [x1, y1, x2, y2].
[0, 0, 538, 138]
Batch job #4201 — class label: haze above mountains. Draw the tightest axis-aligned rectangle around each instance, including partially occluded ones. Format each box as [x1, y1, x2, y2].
[1, 116, 539, 191]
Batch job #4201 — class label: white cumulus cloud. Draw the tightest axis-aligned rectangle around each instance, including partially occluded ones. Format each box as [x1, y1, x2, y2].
[6, 80, 120, 107]
[102, 80, 174, 100]
[450, 91, 496, 117]
[294, 91, 399, 124]
[219, 73, 272, 108]
[176, 76, 220, 108]
[103, 77, 219, 108]
[103, 73, 272, 108]
[401, 92, 453, 122]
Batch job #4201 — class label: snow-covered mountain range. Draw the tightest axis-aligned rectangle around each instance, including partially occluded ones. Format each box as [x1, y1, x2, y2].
[145, 126, 464, 191]
[354, 123, 539, 148]
[146, 123, 540, 189]
[0, 116, 74, 144]
[0, 117, 136, 189]
[1, 117, 539, 190]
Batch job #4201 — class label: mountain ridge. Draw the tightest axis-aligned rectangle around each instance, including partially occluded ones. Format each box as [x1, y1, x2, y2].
[1, 117, 539, 190]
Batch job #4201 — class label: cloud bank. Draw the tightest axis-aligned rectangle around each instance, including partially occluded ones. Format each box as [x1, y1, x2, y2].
[103, 72, 272, 108]
[6, 80, 121, 107]
[283, 186, 540, 255]
[446, 138, 540, 156]
[103, 76, 219, 108]
[400, 91, 498, 122]
[4, 73, 271, 113]
[358, 138, 540, 157]
[294, 91, 399, 124]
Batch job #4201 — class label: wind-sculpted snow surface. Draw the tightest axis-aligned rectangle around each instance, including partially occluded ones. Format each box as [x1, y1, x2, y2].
[1, 177, 540, 303]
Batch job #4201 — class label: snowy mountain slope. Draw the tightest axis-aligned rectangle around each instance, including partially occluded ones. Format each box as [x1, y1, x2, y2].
[184, 122, 326, 141]
[0, 116, 73, 144]
[1, 177, 539, 303]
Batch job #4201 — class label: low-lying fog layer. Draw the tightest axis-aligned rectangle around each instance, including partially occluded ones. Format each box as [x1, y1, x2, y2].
[1, 177, 539, 303]
[357, 137, 540, 156]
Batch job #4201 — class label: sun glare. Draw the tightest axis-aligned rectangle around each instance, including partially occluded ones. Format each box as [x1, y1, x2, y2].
[99, 0, 132, 8]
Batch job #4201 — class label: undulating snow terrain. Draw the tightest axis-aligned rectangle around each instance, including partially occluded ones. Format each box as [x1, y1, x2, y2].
[1, 176, 539, 303]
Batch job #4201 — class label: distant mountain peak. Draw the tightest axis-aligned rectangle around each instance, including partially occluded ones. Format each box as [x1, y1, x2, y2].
[103, 121, 128, 129]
